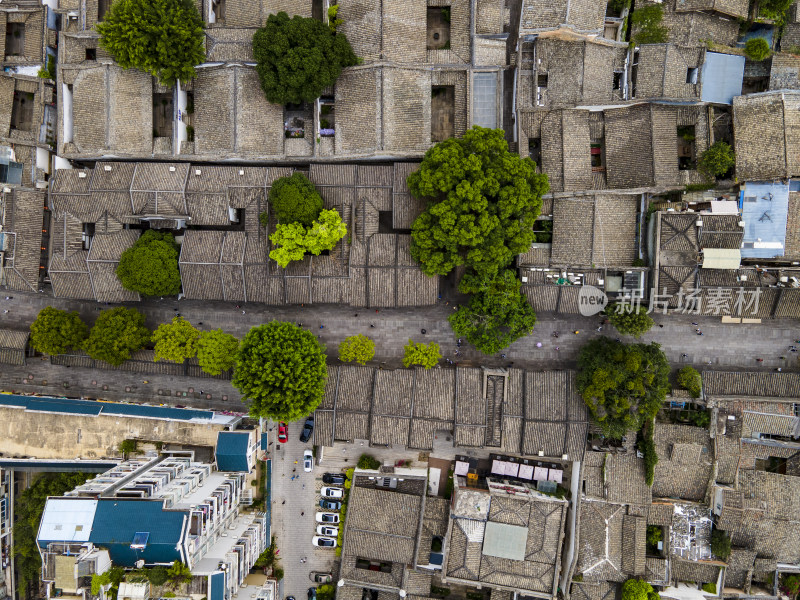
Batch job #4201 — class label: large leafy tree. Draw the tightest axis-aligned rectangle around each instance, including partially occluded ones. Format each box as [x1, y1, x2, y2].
[267, 173, 324, 226]
[677, 366, 702, 398]
[605, 303, 655, 338]
[622, 579, 659, 600]
[197, 329, 239, 375]
[152, 317, 199, 363]
[338, 335, 375, 365]
[96, 0, 205, 86]
[630, 4, 669, 45]
[233, 322, 327, 420]
[408, 126, 549, 279]
[269, 209, 347, 268]
[83, 307, 151, 366]
[252, 11, 358, 104]
[576, 337, 670, 440]
[116, 230, 182, 296]
[449, 270, 536, 354]
[29, 307, 88, 355]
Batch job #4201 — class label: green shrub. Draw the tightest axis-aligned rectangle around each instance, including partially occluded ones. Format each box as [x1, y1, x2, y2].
[639, 422, 658, 487]
[118, 439, 139, 456]
[163, 593, 177, 598]
[272, 567, 284, 581]
[702, 583, 716, 594]
[631, 4, 669, 44]
[430, 586, 451, 597]
[698, 141, 735, 178]
[357, 454, 380, 470]
[268, 172, 324, 226]
[402, 339, 441, 369]
[677, 366, 702, 398]
[744, 37, 771, 61]
[710, 528, 731, 560]
[646, 525, 663, 546]
[338, 335, 375, 365]
[147, 566, 169, 586]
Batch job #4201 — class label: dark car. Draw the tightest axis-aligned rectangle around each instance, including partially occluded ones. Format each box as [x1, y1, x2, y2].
[300, 415, 315, 443]
[322, 473, 346, 485]
[308, 588, 317, 600]
[319, 499, 342, 510]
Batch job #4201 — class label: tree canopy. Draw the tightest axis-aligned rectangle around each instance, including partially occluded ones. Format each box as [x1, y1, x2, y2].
[408, 127, 549, 279]
[197, 329, 239, 375]
[576, 337, 670, 439]
[402, 340, 441, 369]
[338, 335, 375, 365]
[252, 11, 358, 104]
[630, 4, 669, 45]
[96, 0, 205, 86]
[116, 230, 182, 296]
[621, 579, 659, 600]
[449, 270, 536, 354]
[267, 172, 324, 226]
[698, 141, 735, 178]
[152, 317, 199, 363]
[269, 209, 347, 268]
[83, 307, 151, 366]
[677, 365, 702, 398]
[29, 306, 88, 355]
[233, 322, 327, 420]
[710, 529, 731, 560]
[605, 303, 655, 338]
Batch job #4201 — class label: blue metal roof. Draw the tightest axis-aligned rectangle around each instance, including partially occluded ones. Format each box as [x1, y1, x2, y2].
[0, 394, 214, 421]
[209, 572, 226, 600]
[741, 181, 789, 258]
[701, 52, 744, 105]
[88, 499, 185, 566]
[215, 432, 250, 472]
[260, 433, 268, 451]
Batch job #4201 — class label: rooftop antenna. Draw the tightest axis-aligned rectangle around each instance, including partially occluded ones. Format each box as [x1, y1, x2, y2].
[759, 212, 772, 222]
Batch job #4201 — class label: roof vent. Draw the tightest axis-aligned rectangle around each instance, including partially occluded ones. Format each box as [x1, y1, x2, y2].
[538, 450, 544, 457]
[195, 169, 202, 176]
[78, 172, 87, 178]
[239, 170, 245, 176]
[169, 166, 176, 172]
[739, 275, 747, 281]
[521, 276, 528, 283]
[561, 454, 568, 460]
[104, 165, 112, 171]
[738, 220, 745, 227]
[696, 219, 703, 227]
[781, 276, 789, 282]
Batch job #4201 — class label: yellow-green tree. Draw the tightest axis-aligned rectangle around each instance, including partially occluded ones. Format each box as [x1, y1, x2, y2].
[153, 317, 199, 363]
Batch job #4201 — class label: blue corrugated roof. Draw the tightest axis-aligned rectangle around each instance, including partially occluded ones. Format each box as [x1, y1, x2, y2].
[700, 52, 744, 105]
[89, 499, 184, 566]
[260, 433, 268, 451]
[215, 432, 250, 472]
[0, 394, 214, 421]
[741, 181, 789, 258]
[209, 572, 226, 600]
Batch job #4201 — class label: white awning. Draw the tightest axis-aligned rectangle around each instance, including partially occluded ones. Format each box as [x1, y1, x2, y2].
[702, 248, 741, 270]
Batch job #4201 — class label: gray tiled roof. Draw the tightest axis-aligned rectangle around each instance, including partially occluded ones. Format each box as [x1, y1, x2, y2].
[734, 92, 800, 181]
[653, 424, 712, 502]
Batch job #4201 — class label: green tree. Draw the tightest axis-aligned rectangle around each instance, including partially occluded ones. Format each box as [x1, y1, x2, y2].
[631, 4, 669, 45]
[408, 127, 549, 279]
[83, 307, 151, 366]
[759, 0, 793, 16]
[338, 335, 375, 365]
[147, 567, 169, 586]
[646, 525, 663, 547]
[639, 420, 658, 486]
[167, 561, 192, 586]
[710, 528, 731, 560]
[233, 322, 327, 420]
[576, 337, 670, 439]
[116, 230, 182, 296]
[13, 472, 91, 595]
[252, 11, 358, 104]
[744, 37, 772, 61]
[357, 454, 381, 469]
[267, 172, 324, 226]
[153, 317, 199, 363]
[698, 141, 735, 178]
[449, 270, 536, 354]
[403, 339, 441, 369]
[118, 439, 139, 457]
[29, 306, 88, 355]
[197, 329, 239, 375]
[605, 303, 655, 338]
[269, 209, 347, 268]
[677, 365, 702, 398]
[622, 579, 658, 600]
[317, 584, 336, 600]
[96, 0, 205, 86]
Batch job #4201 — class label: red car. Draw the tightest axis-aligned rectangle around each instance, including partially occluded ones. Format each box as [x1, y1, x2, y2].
[278, 422, 288, 443]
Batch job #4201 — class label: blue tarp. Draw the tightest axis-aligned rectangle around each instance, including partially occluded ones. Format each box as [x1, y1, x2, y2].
[701, 52, 744, 105]
[741, 181, 789, 258]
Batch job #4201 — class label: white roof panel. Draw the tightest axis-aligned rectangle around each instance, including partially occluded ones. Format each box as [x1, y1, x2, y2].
[38, 498, 97, 543]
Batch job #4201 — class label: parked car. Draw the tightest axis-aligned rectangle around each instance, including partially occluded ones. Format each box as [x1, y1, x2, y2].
[321, 487, 344, 499]
[308, 588, 317, 600]
[316, 524, 338, 537]
[309, 573, 333, 583]
[312, 536, 337, 548]
[322, 473, 346, 485]
[300, 416, 314, 443]
[277, 422, 287, 443]
[319, 499, 341, 510]
[303, 449, 313, 473]
[315, 512, 340, 524]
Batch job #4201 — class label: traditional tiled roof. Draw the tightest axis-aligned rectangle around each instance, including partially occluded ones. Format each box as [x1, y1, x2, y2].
[725, 547, 756, 590]
[734, 92, 800, 181]
[0, 6, 45, 64]
[520, 0, 605, 32]
[653, 425, 713, 502]
[0, 188, 44, 292]
[671, 559, 721, 585]
[634, 45, 704, 100]
[703, 371, 800, 397]
[577, 499, 628, 582]
[0, 327, 29, 365]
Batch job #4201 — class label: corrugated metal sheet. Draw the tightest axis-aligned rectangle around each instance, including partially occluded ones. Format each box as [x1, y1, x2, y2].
[701, 248, 741, 269]
[700, 52, 744, 105]
[215, 431, 250, 472]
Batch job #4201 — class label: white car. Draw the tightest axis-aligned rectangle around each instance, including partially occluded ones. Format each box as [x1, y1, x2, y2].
[312, 536, 337, 548]
[320, 487, 343, 499]
[316, 525, 339, 537]
[303, 449, 313, 473]
[315, 512, 340, 524]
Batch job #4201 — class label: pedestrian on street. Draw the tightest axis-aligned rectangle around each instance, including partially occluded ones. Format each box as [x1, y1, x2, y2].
[780, 356, 787, 360]
[320, 325, 324, 329]
[500, 353, 506, 358]
[756, 358, 764, 362]
[421, 328, 427, 334]
[2, 310, 8, 314]
[301, 511, 304, 516]
[242, 310, 246, 315]
[658, 324, 664, 328]
[681, 353, 688, 358]
[198, 322, 203, 325]
[692, 322, 698, 326]
[777, 368, 783, 372]
[282, 500, 286, 504]
[370, 323, 375, 328]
